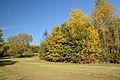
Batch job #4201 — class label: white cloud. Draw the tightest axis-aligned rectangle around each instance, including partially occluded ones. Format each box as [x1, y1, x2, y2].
[0, 26, 24, 31]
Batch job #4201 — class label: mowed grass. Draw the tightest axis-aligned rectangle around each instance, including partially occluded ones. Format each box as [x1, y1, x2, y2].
[0, 57, 120, 80]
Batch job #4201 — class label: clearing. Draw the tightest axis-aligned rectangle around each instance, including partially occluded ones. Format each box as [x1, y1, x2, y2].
[0, 57, 120, 80]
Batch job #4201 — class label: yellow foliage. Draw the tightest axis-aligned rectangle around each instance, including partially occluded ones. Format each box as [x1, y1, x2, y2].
[80, 25, 100, 54]
[92, 3, 114, 28]
[69, 9, 89, 27]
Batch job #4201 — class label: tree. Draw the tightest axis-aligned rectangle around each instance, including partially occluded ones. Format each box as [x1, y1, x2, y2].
[6, 33, 33, 57]
[0, 29, 3, 42]
[60, 9, 90, 63]
[43, 30, 48, 38]
[0, 29, 4, 57]
[91, 0, 120, 63]
[31, 44, 39, 53]
[92, 0, 114, 29]
[4, 42, 33, 57]
[63, 9, 100, 63]
[111, 18, 120, 63]
[7, 33, 32, 45]
[40, 26, 64, 62]
[7, 35, 18, 43]
[39, 0, 120, 64]
[95, 0, 106, 7]
[39, 9, 100, 63]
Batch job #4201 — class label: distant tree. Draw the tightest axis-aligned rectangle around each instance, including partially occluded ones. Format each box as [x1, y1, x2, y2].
[0, 29, 3, 42]
[4, 42, 33, 57]
[0, 29, 4, 57]
[7, 35, 18, 43]
[31, 44, 39, 53]
[7, 33, 32, 45]
[43, 30, 48, 38]
[17, 33, 32, 44]
[6, 33, 33, 57]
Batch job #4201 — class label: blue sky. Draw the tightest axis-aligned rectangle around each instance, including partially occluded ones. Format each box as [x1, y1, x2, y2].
[0, 0, 120, 45]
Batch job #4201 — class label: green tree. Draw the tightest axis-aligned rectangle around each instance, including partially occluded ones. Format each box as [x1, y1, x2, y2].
[6, 33, 33, 57]
[31, 44, 39, 53]
[0, 29, 3, 42]
[0, 29, 4, 57]
[7, 33, 32, 45]
[43, 30, 48, 38]
[4, 43, 33, 57]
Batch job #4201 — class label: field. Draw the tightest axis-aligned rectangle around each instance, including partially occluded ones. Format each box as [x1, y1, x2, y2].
[0, 57, 120, 80]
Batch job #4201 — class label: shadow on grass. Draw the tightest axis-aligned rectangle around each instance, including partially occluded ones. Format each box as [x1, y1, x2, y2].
[0, 73, 8, 80]
[0, 60, 17, 67]
[17, 76, 26, 80]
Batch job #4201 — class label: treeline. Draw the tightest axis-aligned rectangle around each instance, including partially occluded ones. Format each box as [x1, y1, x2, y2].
[39, 0, 120, 63]
[0, 32, 39, 57]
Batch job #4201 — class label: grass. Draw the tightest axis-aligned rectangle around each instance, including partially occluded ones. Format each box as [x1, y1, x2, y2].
[0, 57, 120, 80]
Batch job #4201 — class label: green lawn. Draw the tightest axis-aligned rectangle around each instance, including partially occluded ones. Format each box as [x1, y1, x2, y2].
[0, 57, 120, 80]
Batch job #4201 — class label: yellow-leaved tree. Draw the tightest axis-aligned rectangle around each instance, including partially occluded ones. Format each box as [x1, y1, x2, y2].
[39, 9, 101, 63]
[91, 0, 119, 63]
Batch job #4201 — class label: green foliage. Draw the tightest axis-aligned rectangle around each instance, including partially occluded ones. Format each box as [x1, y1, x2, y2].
[1, 33, 34, 57]
[0, 29, 3, 42]
[7, 33, 32, 45]
[3, 43, 33, 57]
[0, 29, 4, 57]
[31, 44, 39, 53]
[43, 30, 48, 38]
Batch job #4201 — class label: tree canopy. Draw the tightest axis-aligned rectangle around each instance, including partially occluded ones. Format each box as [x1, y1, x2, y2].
[1, 33, 33, 57]
[7, 33, 32, 45]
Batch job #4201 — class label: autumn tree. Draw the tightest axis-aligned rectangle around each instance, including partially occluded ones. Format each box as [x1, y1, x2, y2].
[92, 0, 117, 62]
[39, 9, 100, 63]
[39, 0, 120, 64]
[61, 10, 100, 63]
[112, 18, 120, 63]
[60, 10, 91, 63]
[91, 0, 120, 63]
[95, 0, 106, 7]
[39, 26, 64, 62]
